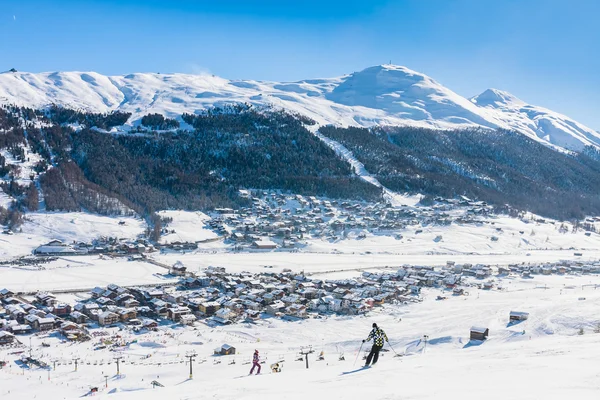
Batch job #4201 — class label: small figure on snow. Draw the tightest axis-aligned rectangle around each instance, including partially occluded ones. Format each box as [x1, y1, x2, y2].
[249, 349, 261, 375]
[270, 362, 282, 373]
[363, 323, 388, 367]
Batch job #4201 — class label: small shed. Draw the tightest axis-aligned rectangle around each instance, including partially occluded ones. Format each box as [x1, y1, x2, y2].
[470, 326, 489, 341]
[509, 311, 529, 322]
[216, 344, 236, 356]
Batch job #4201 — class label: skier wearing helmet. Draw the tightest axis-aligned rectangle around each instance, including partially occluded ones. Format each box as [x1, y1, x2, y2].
[363, 323, 388, 366]
[250, 349, 261, 375]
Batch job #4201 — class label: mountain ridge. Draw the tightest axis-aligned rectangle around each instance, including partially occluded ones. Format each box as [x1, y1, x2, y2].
[0, 65, 598, 151]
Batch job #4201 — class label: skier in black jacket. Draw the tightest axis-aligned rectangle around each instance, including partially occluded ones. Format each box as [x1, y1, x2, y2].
[363, 323, 388, 366]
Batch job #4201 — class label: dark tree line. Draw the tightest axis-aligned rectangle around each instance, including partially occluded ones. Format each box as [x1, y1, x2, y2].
[141, 113, 180, 130]
[0, 205, 23, 229]
[45, 105, 131, 130]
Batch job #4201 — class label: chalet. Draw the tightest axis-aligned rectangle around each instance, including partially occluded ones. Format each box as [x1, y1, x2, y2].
[470, 326, 489, 341]
[285, 304, 307, 318]
[35, 292, 57, 307]
[308, 299, 321, 311]
[6, 305, 26, 322]
[123, 299, 140, 308]
[60, 322, 84, 340]
[98, 311, 119, 326]
[10, 324, 32, 335]
[90, 287, 105, 298]
[116, 308, 137, 322]
[115, 293, 134, 305]
[245, 310, 261, 321]
[146, 289, 165, 299]
[281, 295, 301, 305]
[542, 267, 552, 275]
[210, 308, 233, 324]
[216, 344, 236, 355]
[96, 297, 115, 307]
[53, 303, 71, 317]
[24, 314, 39, 327]
[60, 321, 79, 332]
[266, 300, 286, 315]
[69, 311, 88, 324]
[83, 303, 100, 315]
[37, 317, 56, 331]
[179, 314, 196, 326]
[509, 311, 529, 322]
[167, 306, 192, 322]
[170, 261, 187, 276]
[3, 297, 21, 306]
[142, 318, 158, 330]
[0, 331, 15, 344]
[327, 298, 343, 313]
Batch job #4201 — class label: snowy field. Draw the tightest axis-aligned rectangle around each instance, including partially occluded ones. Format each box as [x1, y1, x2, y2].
[0, 256, 175, 293]
[2, 274, 600, 399]
[300, 215, 600, 255]
[0, 213, 145, 261]
[156, 250, 600, 277]
[157, 210, 219, 244]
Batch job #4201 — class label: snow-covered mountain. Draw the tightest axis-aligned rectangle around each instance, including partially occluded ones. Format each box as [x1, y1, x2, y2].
[0, 64, 598, 151]
[470, 88, 600, 151]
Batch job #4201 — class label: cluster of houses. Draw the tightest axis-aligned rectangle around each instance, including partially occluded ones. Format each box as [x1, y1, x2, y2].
[497, 261, 600, 278]
[30, 192, 588, 259]
[203, 192, 497, 251]
[0, 289, 90, 344]
[2, 256, 599, 344]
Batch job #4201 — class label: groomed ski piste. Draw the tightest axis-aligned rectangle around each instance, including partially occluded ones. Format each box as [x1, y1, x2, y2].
[2, 271, 600, 400]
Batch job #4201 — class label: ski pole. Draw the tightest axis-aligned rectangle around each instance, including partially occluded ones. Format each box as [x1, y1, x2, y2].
[353, 342, 364, 366]
[387, 341, 400, 356]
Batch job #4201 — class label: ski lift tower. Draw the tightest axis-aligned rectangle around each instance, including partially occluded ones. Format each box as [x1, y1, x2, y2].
[186, 351, 197, 379]
[299, 346, 314, 369]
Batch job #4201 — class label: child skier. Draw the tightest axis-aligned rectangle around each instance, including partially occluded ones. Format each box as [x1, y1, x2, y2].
[363, 323, 388, 367]
[250, 349, 261, 375]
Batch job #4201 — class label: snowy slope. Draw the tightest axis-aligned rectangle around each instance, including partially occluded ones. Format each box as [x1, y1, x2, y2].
[471, 88, 600, 151]
[0, 65, 598, 151]
[3, 273, 600, 400]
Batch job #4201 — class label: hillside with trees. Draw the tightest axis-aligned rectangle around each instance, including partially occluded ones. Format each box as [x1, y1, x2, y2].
[319, 125, 600, 220]
[0, 105, 381, 221]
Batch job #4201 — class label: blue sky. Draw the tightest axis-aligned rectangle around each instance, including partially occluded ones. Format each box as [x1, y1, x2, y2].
[2, 0, 599, 129]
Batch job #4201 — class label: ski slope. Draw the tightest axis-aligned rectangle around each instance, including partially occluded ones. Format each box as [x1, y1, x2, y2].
[1, 65, 599, 151]
[2, 274, 600, 400]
